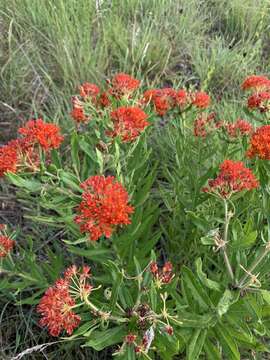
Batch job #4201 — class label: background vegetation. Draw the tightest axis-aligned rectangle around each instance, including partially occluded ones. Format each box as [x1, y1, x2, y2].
[1, 0, 270, 359]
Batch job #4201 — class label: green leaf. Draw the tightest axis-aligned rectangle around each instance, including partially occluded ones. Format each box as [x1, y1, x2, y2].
[200, 229, 219, 246]
[6, 172, 42, 192]
[67, 246, 111, 262]
[186, 211, 209, 232]
[231, 230, 257, 250]
[51, 149, 62, 168]
[187, 329, 207, 360]
[105, 261, 123, 311]
[195, 258, 221, 292]
[216, 324, 240, 360]
[71, 132, 80, 174]
[83, 326, 126, 350]
[150, 283, 157, 311]
[217, 289, 239, 317]
[173, 313, 217, 329]
[59, 170, 82, 192]
[79, 139, 97, 161]
[204, 339, 222, 360]
[261, 289, 270, 305]
[182, 266, 213, 311]
[96, 148, 104, 173]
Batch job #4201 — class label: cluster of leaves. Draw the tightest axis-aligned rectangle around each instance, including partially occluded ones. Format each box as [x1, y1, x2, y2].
[2, 73, 270, 359]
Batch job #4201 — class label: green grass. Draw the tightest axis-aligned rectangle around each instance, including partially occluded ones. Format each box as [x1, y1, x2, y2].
[1, 0, 269, 140]
[1, 0, 270, 358]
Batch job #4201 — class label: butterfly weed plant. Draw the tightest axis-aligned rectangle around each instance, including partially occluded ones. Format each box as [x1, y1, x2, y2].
[2, 73, 270, 359]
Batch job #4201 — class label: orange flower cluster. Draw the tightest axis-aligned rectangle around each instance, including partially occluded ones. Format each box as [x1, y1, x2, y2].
[0, 143, 18, 177]
[0, 119, 63, 177]
[75, 175, 134, 241]
[242, 75, 270, 112]
[203, 160, 258, 198]
[193, 113, 221, 137]
[241, 75, 270, 91]
[143, 88, 180, 116]
[192, 91, 211, 109]
[79, 82, 100, 99]
[0, 235, 15, 257]
[247, 125, 270, 160]
[225, 119, 253, 138]
[108, 106, 149, 142]
[150, 261, 174, 284]
[109, 73, 140, 98]
[70, 73, 140, 123]
[143, 88, 210, 116]
[37, 265, 91, 336]
[247, 92, 270, 112]
[19, 119, 63, 151]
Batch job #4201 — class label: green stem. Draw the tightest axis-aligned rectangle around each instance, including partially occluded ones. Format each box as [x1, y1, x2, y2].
[83, 295, 128, 323]
[222, 200, 234, 282]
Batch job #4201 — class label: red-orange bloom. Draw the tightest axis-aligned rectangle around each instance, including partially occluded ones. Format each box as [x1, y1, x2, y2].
[150, 261, 174, 284]
[71, 106, 88, 122]
[193, 113, 219, 137]
[79, 82, 100, 99]
[226, 119, 253, 138]
[247, 92, 270, 112]
[110, 73, 140, 97]
[0, 143, 18, 176]
[37, 266, 92, 337]
[75, 175, 134, 241]
[37, 281, 80, 336]
[192, 91, 210, 109]
[241, 75, 270, 91]
[98, 92, 111, 108]
[19, 119, 63, 151]
[0, 235, 15, 257]
[203, 160, 258, 198]
[125, 334, 137, 344]
[176, 89, 187, 108]
[247, 125, 270, 160]
[143, 88, 177, 116]
[109, 106, 149, 142]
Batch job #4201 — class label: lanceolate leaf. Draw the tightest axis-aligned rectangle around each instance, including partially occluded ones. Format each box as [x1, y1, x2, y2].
[216, 323, 240, 360]
[182, 266, 213, 311]
[83, 326, 126, 350]
[195, 258, 222, 292]
[187, 329, 207, 360]
[217, 289, 239, 317]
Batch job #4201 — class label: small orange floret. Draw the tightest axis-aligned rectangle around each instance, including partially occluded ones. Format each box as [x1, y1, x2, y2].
[241, 75, 270, 91]
[247, 125, 270, 160]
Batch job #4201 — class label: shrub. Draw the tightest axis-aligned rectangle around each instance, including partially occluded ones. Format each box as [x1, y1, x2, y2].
[2, 72, 270, 359]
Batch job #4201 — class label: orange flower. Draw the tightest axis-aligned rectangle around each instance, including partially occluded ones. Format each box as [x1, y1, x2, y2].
[109, 106, 149, 142]
[247, 125, 270, 160]
[110, 73, 140, 97]
[247, 92, 270, 112]
[75, 176, 134, 241]
[0, 235, 15, 257]
[203, 160, 258, 198]
[37, 266, 92, 337]
[0, 143, 18, 176]
[225, 119, 253, 138]
[19, 119, 63, 151]
[192, 91, 210, 109]
[241, 75, 270, 91]
[194, 113, 218, 137]
[143, 88, 177, 115]
[79, 82, 100, 99]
